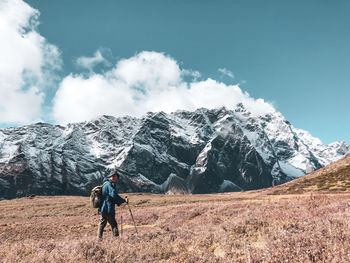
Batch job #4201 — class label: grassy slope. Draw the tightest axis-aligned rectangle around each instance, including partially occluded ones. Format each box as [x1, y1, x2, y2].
[271, 154, 350, 195]
[1, 156, 350, 262]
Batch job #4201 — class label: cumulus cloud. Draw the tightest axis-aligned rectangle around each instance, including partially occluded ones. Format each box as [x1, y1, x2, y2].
[0, 0, 61, 124]
[218, 68, 234, 79]
[75, 49, 111, 72]
[0, 0, 274, 126]
[53, 51, 274, 124]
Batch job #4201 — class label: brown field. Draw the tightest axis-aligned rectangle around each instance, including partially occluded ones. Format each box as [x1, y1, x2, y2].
[1, 155, 350, 262]
[1, 190, 350, 263]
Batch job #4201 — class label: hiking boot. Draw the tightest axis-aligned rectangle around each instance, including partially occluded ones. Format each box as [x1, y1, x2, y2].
[97, 224, 105, 239]
[112, 227, 119, 237]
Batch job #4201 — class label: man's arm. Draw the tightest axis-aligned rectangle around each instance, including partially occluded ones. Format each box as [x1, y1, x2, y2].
[108, 183, 126, 206]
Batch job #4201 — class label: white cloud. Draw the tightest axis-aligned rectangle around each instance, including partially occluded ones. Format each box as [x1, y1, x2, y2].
[53, 51, 274, 124]
[113, 51, 183, 93]
[0, 1, 274, 126]
[0, 0, 61, 124]
[218, 68, 234, 79]
[75, 49, 110, 72]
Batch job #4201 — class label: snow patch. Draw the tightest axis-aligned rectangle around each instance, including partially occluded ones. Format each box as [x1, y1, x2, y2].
[279, 161, 305, 178]
[136, 174, 156, 184]
[90, 140, 104, 158]
[109, 145, 133, 168]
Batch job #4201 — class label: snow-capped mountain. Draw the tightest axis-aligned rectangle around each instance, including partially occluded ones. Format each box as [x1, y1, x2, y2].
[0, 105, 349, 198]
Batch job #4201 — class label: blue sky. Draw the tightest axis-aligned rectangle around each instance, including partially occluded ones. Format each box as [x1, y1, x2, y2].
[1, 0, 349, 144]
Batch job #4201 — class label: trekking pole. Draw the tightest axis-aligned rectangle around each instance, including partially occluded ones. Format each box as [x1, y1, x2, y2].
[120, 215, 123, 237]
[127, 202, 138, 234]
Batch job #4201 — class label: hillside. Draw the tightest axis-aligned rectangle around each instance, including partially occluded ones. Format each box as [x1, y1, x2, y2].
[271, 154, 350, 195]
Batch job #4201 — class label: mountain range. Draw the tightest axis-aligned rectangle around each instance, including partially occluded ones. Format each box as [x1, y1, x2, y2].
[0, 104, 349, 198]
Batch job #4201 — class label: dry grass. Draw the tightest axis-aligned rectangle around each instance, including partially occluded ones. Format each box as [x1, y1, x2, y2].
[272, 154, 350, 195]
[1, 155, 350, 262]
[1, 191, 350, 262]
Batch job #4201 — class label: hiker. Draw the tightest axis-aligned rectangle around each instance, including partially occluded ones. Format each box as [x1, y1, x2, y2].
[97, 168, 127, 239]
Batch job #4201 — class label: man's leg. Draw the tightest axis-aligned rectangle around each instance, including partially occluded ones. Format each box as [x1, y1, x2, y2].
[105, 214, 119, 237]
[97, 213, 108, 239]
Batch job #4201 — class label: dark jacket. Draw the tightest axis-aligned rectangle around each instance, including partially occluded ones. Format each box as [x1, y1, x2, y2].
[99, 177, 126, 215]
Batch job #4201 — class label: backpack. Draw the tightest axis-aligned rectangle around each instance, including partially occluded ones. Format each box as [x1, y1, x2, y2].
[90, 181, 110, 208]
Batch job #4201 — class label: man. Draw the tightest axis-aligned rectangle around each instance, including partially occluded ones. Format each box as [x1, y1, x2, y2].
[97, 168, 127, 239]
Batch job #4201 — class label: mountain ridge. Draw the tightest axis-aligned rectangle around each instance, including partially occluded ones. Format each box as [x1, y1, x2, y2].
[0, 105, 349, 198]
